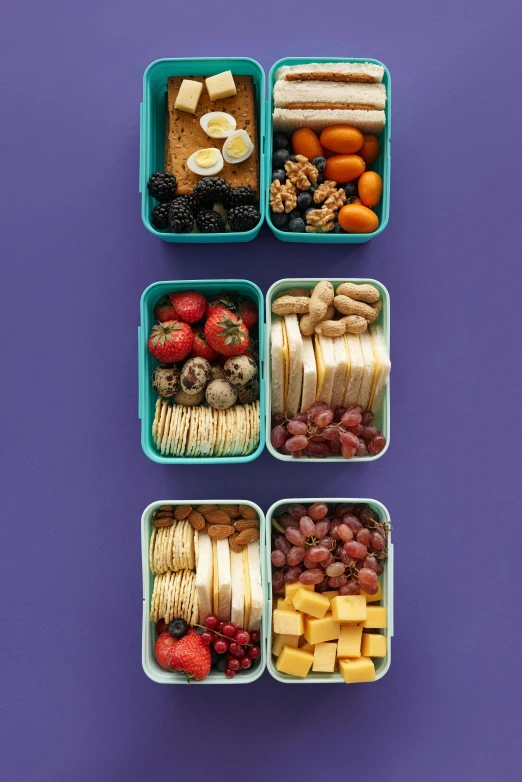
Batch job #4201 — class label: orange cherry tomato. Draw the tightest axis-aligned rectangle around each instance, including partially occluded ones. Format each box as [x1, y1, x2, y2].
[324, 154, 365, 183]
[358, 171, 383, 207]
[358, 134, 380, 166]
[320, 125, 364, 154]
[338, 204, 379, 233]
[292, 128, 323, 161]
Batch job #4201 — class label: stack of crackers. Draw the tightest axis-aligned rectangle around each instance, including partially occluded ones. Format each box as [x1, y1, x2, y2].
[149, 520, 199, 625]
[152, 400, 260, 457]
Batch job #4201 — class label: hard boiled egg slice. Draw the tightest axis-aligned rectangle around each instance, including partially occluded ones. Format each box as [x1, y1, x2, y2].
[200, 111, 237, 139]
[187, 148, 224, 176]
[222, 130, 254, 164]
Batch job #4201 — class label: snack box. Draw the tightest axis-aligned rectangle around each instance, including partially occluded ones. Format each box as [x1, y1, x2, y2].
[142, 500, 267, 684]
[265, 278, 390, 462]
[265, 498, 393, 684]
[140, 58, 266, 242]
[139, 279, 265, 464]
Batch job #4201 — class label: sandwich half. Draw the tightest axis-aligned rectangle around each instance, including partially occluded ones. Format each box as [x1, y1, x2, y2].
[275, 62, 385, 84]
[301, 335, 318, 412]
[270, 316, 285, 415]
[284, 314, 303, 417]
[274, 80, 386, 111]
[273, 108, 386, 135]
[368, 323, 391, 416]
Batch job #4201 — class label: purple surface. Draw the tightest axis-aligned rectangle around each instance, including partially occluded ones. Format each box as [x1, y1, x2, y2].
[1, 1, 522, 779]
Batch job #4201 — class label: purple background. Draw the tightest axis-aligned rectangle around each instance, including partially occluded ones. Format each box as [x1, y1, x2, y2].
[1, 1, 522, 779]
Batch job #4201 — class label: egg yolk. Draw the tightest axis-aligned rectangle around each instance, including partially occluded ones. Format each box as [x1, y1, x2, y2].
[225, 136, 248, 159]
[195, 149, 218, 168]
[207, 117, 232, 136]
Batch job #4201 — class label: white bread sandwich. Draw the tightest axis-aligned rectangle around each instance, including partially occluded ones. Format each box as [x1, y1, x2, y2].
[270, 316, 285, 415]
[273, 108, 385, 135]
[301, 335, 318, 412]
[357, 329, 376, 410]
[195, 533, 213, 622]
[274, 80, 386, 111]
[330, 335, 349, 410]
[344, 332, 364, 406]
[214, 538, 231, 620]
[314, 334, 336, 406]
[368, 323, 391, 415]
[275, 62, 384, 84]
[284, 314, 303, 417]
[230, 548, 245, 627]
[246, 541, 264, 632]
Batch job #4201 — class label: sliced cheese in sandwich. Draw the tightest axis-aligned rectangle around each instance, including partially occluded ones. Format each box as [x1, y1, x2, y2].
[212, 539, 219, 616]
[273, 108, 386, 136]
[243, 547, 251, 631]
[216, 538, 231, 620]
[368, 323, 391, 416]
[284, 314, 303, 417]
[274, 80, 386, 111]
[195, 533, 213, 622]
[230, 549, 245, 628]
[314, 334, 336, 406]
[331, 335, 349, 410]
[357, 330, 376, 410]
[246, 541, 264, 633]
[275, 62, 385, 84]
[344, 333, 364, 406]
[270, 316, 285, 416]
[301, 335, 317, 412]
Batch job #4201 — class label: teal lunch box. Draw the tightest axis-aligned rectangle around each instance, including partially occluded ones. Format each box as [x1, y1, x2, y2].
[139, 279, 265, 464]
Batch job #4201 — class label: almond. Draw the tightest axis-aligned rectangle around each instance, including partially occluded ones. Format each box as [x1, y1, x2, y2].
[219, 504, 240, 519]
[235, 528, 260, 545]
[174, 505, 192, 520]
[152, 517, 175, 528]
[204, 510, 231, 524]
[234, 519, 260, 531]
[207, 524, 235, 540]
[153, 511, 174, 520]
[158, 505, 174, 513]
[187, 510, 205, 531]
[229, 533, 244, 553]
[239, 505, 257, 520]
[196, 504, 218, 514]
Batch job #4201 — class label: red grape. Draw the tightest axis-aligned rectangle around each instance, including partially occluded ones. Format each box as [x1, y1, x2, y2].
[375, 561, 384, 576]
[360, 508, 377, 524]
[361, 411, 374, 425]
[303, 553, 316, 569]
[315, 409, 334, 427]
[294, 412, 309, 423]
[355, 438, 368, 457]
[315, 520, 330, 538]
[368, 436, 386, 455]
[307, 401, 328, 417]
[299, 516, 316, 536]
[340, 549, 355, 566]
[361, 581, 379, 595]
[358, 567, 378, 586]
[222, 622, 236, 637]
[333, 407, 347, 422]
[308, 502, 329, 520]
[357, 528, 371, 547]
[224, 668, 236, 679]
[274, 535, 292, 555]
[240, 657, 252, 669]
[318, 536, 334, 550]
[271, 550, 286, 567]
[285, 566, 302, 583]
[300, 568, 324, 585]
[201, 631, 214, 645]
[272, 413, 285, 426]
[344, 541, 368, 559]
[323, 426, 340, 441]
[305, 441, 331, 457]
[271, 425, 287, 449]
[328, 574, 347, 587]
[286, 435, 308, 452]
[341, 409, 362, 427]
[319, 552, 335, 569]
[371, 531, 386, 550]
[347, 424, 363, 436]
[287, 419, 307, 436]
[337, 524, 353, 542]
[361, 425, 380, 441]
[330, 521, 341, 539]
[364, 556, 378, 572]
[340, 431, 359, 449]
[338, 579, 361, 595]
[307, 546, 329, 563]
[272, 570, 285, 593]
[329, 439, 342, 455]
[342, 444, 357, 459]
[336, 503, 355, 516]
[288, 504, 307, 520]
[285, 526, 305, 546]
[342, 514, 362, 533]
[326, 562, 345, 577]
[279, 513, 297, 529]
[315, 579, 330, 593]
[286, 546, 305, 566]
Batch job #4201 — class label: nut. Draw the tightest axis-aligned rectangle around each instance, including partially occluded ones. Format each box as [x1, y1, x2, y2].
[219, 504, 240, 519]
[314, 319, 347, 337]
[278, 287, 310, 298]
[333, 295, 378, 322]
[239, 505, 258, 519]
[323, 304, 336, 321]
[152, 517, 175, 528]
[173, 505, 192, 520]
[158, 505, 174, 513]
[341, 315, 368, 334]
[272, 296, 310, 316]
[270, 179, 297, 213]
[234, 519, 260, 531]
[196, 504, 218, 514]
[207, 524, 235, 540]
[229, 533, 244, 553]
[153, 511, 174, 519]
[313, 180, 338, 204]
[336, 282, 380, 303]
[299, 314, 316, 336]
[323, 188, 346, 211]
[307, 279, 334, 326]
[372, 299, 383, 314]
[204, 510, 232, 524]
[285, 155, 319, 189]
[235, 528, 260, 545]
[305, 208, 335, 233]
[187, 510, 206, 531]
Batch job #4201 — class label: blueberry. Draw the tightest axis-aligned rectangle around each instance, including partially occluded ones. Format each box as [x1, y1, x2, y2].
[342, 181, 358, 198]
[309, 183, 318, 193]
[288, 217, 305, 233]
[216, 656, 229, 673]
[273, 132, 290, 150]
[332, 222, 343, 233]
[312, 156, 327, 173]
[287, 208, 301, 221]
[297, 191, 313, 210]
[168, 618, 188, 639]
[211, 649, 220, 669]
[271, 211, 289, 229]
[272, 149, 290, 168]
[288, 154, 297, 163]
[272, 169, 286, 183]
[316, 174, 324, 185]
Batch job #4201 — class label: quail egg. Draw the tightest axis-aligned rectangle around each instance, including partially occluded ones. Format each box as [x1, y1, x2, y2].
[236, 379, 259, 404]
[205, 379, 237, 410]
[151, 364, 180, 397]
[180, 357, 211, 395]
[224, 355, 258, 387]
[187, 148, 224, 177]
[200, 111, 237, 139]
[209, 363, 226, 381]
[174, 388, 205, 406]
[222, 130, 254, 165]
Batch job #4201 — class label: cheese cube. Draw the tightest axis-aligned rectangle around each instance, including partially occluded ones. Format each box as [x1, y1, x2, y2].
[299, 640, 315, 653]
[313, 643, 337, 672]
[361, 582, 383, 603]
[174, 79, 203, 113]
[331, 595, 367, 623]
[361, 633, 387, 657]
[276, 645, 314, 678]
[277, 598, 297, 612]
[323, 591, 339, 602]
[304, 614, 341, 645]
[337, 625, 363, 658]
[273, 609, 304, 636]
[284, 581, 314, 604]
[292, 588, 330, 619]
[361, 606, 387, 629]
[205, 71, 237, 101]
[339, 657, 376, 683]
[272, 633, 300, 656]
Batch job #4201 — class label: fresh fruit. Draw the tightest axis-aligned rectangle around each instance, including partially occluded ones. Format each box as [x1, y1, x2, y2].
[240, 657, 252, 669]
[227, 657, 240, 671]
[235, 629, 250, 645]
[150, 202, 171, 231]
[311, 156, 327, 173]
[338, 204, 379, 234]
[324, 154, 365, 183]
[169, 291, 207, 324]
[156, 619, 169, 635]
[167, 200, 194, 233]
[196, 209, 224, 233]
[273, 132, 290, 150]
[204, 309, 249, 356]
[204, 614, 219, 630]
[228, 641, 244, 657]
[168, 618, 188, 639]
[341, 181, 358, 199]
[288, 217, 305, 233]
[154, 297, 178, 323]
[222, 622, 236, 637]
[214, 638, 229, 654]
[148, 321, 194, 362]
[207, 292, 237, 319]
[272, 168, 287, 183]
[224, 668, 236, 679]
[223, 185, 257, 210]
[147, 171, 177, 202]
[154, 632, 178, 670]
[193, 177, 231, 209]
[320, 125, 364, 154]
[297, 191, 313, 210]
[228, 204, 261, 232]
[292, 128, 323, 161]
[273, 149, 291, 168]
[167, 628, 211, 681]
[358, 134, 380, 166]
[238, 300, 258, 330]
[190, 325, 219, 362]
[201, 631, 215, 645]
[248, 645, 261, 659]
[358, 171, 383, 208]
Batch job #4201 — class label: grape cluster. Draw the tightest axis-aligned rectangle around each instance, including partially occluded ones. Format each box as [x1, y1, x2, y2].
[270, 402, 386, 459]
[271, 502, 390, 595]
[200, 615, 261, 679]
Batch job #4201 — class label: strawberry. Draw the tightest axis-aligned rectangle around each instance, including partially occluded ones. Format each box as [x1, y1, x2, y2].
[239, 299, 258, 330]
[204, 309, 249, 357]
[166, 628, 211, 682]
[154, 297, 178, 323]
[154, 632, 178, 670]
[169, 291, 207, 324]
[191, 325, 219, 362]
[207, 292, 237, 319]
[148, 320, 194, 362]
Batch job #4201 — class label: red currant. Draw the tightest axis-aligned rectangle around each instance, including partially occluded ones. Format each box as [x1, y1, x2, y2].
[224, 668, 236, 679]
[204, 614, 219, 630]
[229, 642, 245, 657]
[200, 631, 214, 645]
[213, 638, 229, 654]
[240, 657, 252, 669]
[222, 622, 236, 637]
[249, 631, 261, 644]
[217, 621, 224, 633]
[156, 619, 168, 635]
[235, 629, 250, 645]
[248, 645, 261, 659]
[227, 657, 240, 671]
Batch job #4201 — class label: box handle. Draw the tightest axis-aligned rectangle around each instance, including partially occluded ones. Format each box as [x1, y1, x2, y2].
[388, 542, 394, 637]
[138, 326, 144, 419]
[139, 102, 146, 194]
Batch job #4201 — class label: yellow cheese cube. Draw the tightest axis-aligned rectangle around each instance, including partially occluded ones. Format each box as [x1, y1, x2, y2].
[361, 633, 387, 657]
[273, 609, 304, 636]
[272, 633, 300, 656]
[337, 625, 363, 658]
[205, 70, 237, 101]
[339, 656, 376, 683]
[277, 598, 297, 612]
[299, 640, 315, 653]
[292, 588, 330, 619]
[361, 582, 383, 603]
[304, 614, 341, 645]
[361, 606, 387, 629]
[323, 590, 339, 602]
[313, 643, 337, 672]
[284, 581, 314, 604]
[174, 79, 203, 113]
[276, 645, 314, 678]
[331, 595, 367, 623]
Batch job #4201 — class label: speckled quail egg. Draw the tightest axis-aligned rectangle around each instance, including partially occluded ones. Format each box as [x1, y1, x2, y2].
[174, 388, 205, 406]
[151, 364, 180, 397]
[224, 355, 258, 387]
[200, 112, 237, 139]
[236, 379, 259, 404]
[209, 363, 226, 381]
[222, 130, 254, 165]
[180, 357, 211, 395]
[187, 148, 224, 177]
[205, 379, 237, 410]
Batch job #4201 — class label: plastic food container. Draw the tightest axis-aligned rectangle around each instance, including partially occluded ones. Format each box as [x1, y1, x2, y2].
[265, 498, 393, 684]
[265, 57, 391, 244]
[140, 58, 266, 243]
[265, 277, 390, 462]
[139, 279, 265, 464]
[141, 500, 267, 684]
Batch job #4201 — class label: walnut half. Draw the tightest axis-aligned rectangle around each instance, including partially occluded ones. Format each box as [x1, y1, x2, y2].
[285, 155, 319, 190]
[313, 180, 338, 204]
[305, 208, 336, 233]
[270, 179, 297, 213]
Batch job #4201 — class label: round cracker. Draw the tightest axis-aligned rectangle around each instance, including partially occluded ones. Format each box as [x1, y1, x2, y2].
[160, 405, 172, 454]
[149, 528, 157, 574]
[152, 397, 161, 441]
[166, 521, 176, 571]
[156, 400, 169, 448]
[167, 404, 180, 455]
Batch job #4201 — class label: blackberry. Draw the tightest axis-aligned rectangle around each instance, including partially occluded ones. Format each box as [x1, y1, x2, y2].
[150, 202, 171, 231]
[147, 171, 177, 202]
[168, 200, 194, 233]
[223, 185, 257, 210]
[271, 211, 289, 230]
[196, 209, 224, 233]
[227, 204, 261, 232]
[175, 194, 197, 214]
[193, 177, 231, 209]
